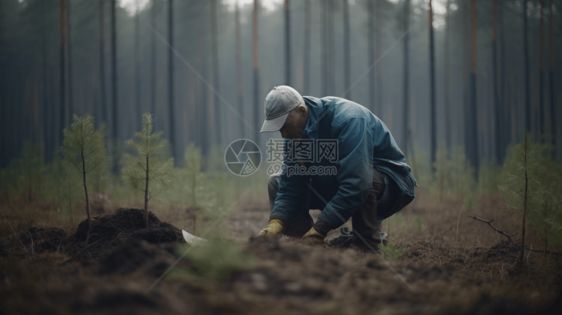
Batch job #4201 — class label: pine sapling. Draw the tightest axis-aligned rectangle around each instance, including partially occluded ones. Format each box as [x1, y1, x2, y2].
[61, 115, 106, 240]
[499, 131, 543, 266]
[528, 149, 562, 253]
[122, 113, 173, 228]
[184, 143, 204, 209]
[169, 144, 218, 234]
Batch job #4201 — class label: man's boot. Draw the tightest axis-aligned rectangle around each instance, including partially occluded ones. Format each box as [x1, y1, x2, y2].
[328, 224, 387, 249]
[328, 168, 389, 253]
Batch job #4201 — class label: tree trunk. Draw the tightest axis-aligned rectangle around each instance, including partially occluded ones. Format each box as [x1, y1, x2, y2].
[523, 0, 531, 132]
[461, 0, 469, 151]
[549, 0, 555, 153]
[235, 1, 245, 138]
[0, 1, 3, 168]
[210, 0, 221, 146]
[285, 0, 291, 85]
[368, 0, 374, 112]
[343, 0, 350, 99]
[493, 0, 501, 161]
[403, 0, 410, 156]
[197, 6, 209, 155]
[151, 0, 157, 118]
[168, 0, 176, 158]
[539, 0, 544, 138]
[327, 0, 334, 93]
[60, 0, 67, 146]
[429, 0, 436, 170]
[303, 0, 310, 95]
[444, 0, 451, 149]
[99, 0, 107, 125]
[67, 0, 74, 121]
[375, 0, 382, 112]
[135, 0, 141, 131]
[42, 7, 51, 157]
[111, 0, 118, 174]
[466, 0, 479, 173]
[500, 0, 508, 154]
[253, 0, 260, 145]
[321, 0, 327, 96]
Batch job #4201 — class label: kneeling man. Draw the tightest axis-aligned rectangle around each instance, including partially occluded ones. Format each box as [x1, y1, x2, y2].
[257, 86, 417, 253]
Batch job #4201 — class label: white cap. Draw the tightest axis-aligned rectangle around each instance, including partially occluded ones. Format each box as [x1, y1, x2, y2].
[260, 85, 304, 133]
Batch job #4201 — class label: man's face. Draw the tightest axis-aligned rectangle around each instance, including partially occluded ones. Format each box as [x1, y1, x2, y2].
[279, 106, 309, 140]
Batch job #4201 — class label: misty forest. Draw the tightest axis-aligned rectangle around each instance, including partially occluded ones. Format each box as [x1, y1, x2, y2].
[1, 0, 562, 314]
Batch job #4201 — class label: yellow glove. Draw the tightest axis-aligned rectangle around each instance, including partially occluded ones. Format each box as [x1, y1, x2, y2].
[301, 227, 326, 245]
[257, 219, 285, 240]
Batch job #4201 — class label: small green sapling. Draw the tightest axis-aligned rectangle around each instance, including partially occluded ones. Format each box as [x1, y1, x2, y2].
[499, 131, 543, 266]
[61, 115, 106, 239]
[122, 113, 173, 228]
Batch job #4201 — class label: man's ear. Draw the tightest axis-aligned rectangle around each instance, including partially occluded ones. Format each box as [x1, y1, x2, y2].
[297, 105, 307, 116]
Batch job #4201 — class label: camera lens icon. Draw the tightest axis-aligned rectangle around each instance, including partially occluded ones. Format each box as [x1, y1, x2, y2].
[224, 139, 262, 176]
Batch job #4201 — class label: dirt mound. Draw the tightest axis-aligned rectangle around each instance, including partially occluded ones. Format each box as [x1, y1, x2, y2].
[73, 208, 183, 247]
[97, 239, 190, 278]
[128, 223, 183, 244]
[485, 240, 520, 264]
[0, 208, 184, 261]
[69, 208, 184, 259]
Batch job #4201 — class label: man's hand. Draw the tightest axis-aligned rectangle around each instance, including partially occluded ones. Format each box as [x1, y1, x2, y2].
[301, 227, 326, 245]
[257, 219, 285, 240]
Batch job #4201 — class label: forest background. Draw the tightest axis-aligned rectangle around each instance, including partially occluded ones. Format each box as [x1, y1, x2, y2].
[1, 0, 561, 171]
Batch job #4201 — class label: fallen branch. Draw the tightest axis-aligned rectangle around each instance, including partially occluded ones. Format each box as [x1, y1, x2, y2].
[467, 215, 516, 242]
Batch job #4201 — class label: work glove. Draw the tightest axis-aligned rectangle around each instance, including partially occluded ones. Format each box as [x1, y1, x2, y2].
[257, 219, 285, 240]
[301, 227, 326, 245]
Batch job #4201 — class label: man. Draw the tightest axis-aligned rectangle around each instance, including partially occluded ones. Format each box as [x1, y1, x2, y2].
[257, 86, 417, 253]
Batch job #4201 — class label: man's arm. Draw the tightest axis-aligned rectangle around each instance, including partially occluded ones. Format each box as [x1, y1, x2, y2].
[269, 141, 311, 223]
[314, 118, 374, 232]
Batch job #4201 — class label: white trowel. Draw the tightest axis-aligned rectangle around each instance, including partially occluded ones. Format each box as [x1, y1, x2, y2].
[182, 230, 208, 245]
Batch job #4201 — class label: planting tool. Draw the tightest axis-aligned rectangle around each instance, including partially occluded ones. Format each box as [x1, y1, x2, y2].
[182, 229, 207, 245]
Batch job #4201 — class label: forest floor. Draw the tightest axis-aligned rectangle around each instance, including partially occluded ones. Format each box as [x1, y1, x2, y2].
[0, 189, 561, 315]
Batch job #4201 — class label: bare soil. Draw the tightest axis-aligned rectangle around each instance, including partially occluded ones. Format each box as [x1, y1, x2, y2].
[1, 196, 561, 315]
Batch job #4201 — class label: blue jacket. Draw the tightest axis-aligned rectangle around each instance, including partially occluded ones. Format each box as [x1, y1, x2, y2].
[270, 96, 417, 228]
